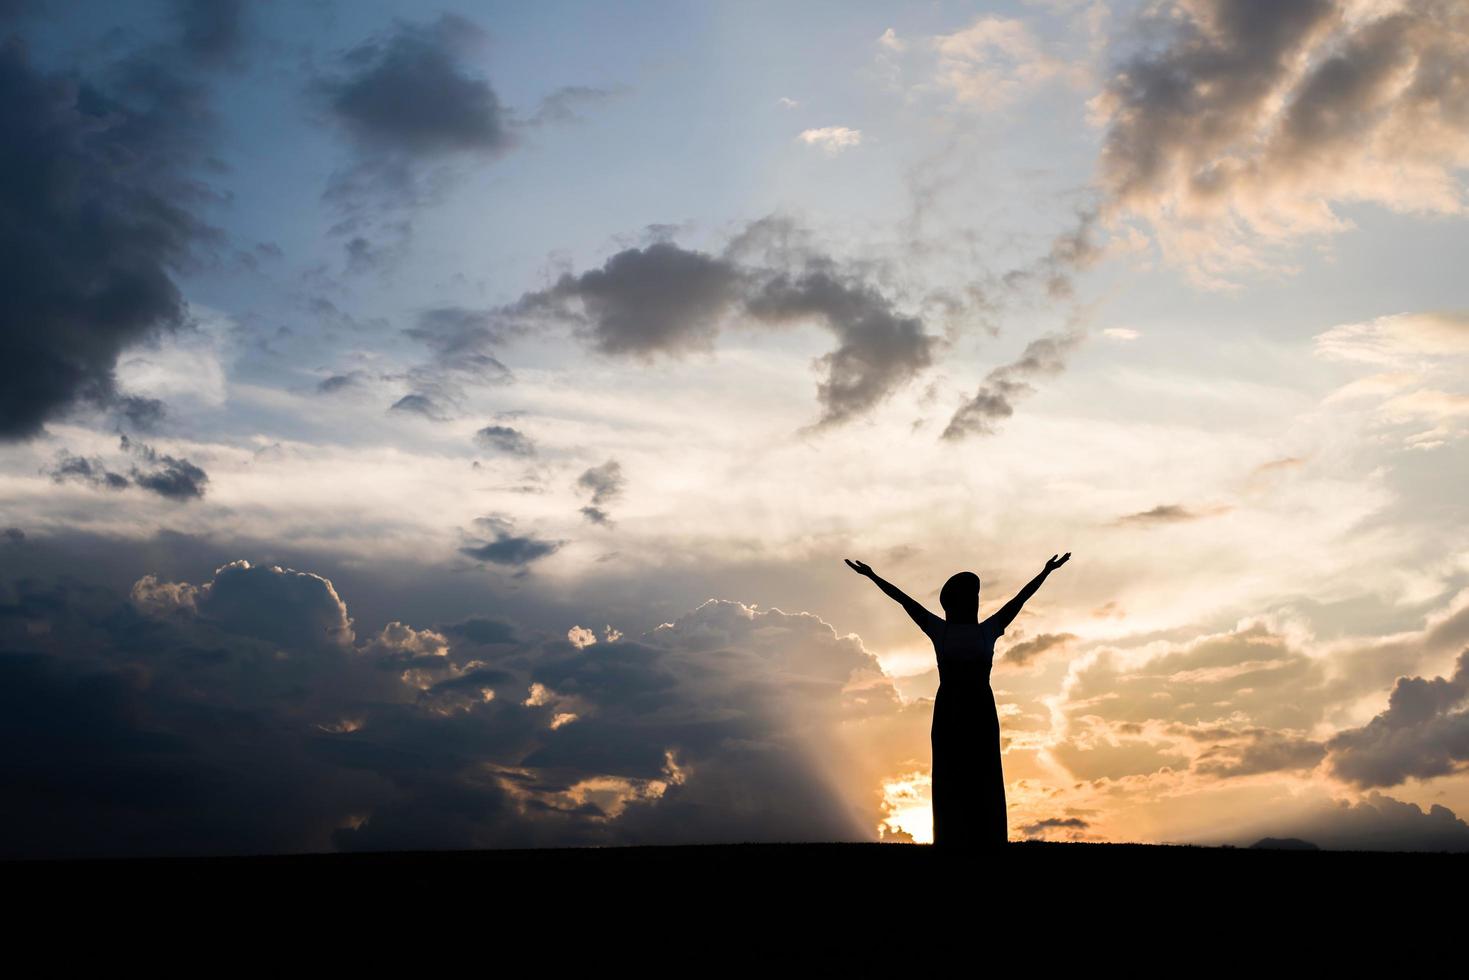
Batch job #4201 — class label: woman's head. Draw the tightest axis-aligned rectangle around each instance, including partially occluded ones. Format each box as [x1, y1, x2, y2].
[939, 571, 981, 622]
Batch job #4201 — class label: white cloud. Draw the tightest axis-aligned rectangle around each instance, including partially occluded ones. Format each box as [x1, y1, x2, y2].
[798, 126, 862, 154]
[1315, 312, 1469, 366]
[1315, 311, 1469, 447]
[931, 15, 1085, 110]
[115, 306, 232, 408]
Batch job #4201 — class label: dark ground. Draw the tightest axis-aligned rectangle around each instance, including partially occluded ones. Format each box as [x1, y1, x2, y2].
[8, 841, 1461, 955]
[10, 839, 1464, 899]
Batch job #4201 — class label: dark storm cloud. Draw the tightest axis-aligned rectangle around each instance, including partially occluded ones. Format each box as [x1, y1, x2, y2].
[0, 39, 214, 441]
[0, 555, 903, 857]
[314, 14, 513, 269]
[44, 436, 209, 501]
[322, 14, 510, 156]
[117, 394, 168, 431]
[313, 15, 617, 274]
[523, 242, 743, 358]
[509, 225, 944, 428]
[121, 434, 209, 500]
[744, 262, 939, 428]
[0, 568, 412, 858]
[460, 515, 564, 567]
[447, 617, 518, 645]
[475, 424, 536, 457]
[1325, 650, 1469, 788]
[942, 327, 1084, 440]
[198, 560, 355, 649]
[173, 0, 249, 66]
[46, 451, 131, 491]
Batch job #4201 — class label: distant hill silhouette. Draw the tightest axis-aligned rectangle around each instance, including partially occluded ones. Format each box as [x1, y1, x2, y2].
[1251, 837, 1321, 850]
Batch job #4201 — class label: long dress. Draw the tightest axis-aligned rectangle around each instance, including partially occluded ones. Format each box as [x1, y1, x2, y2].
[919, 612, 1007, 847]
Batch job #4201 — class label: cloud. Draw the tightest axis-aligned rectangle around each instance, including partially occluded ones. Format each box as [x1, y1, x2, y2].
[46, 451, 131, 491]
[798, 126, 862, 154]
[1113, 503, 1232, 525]
[1019, 815, 1090, 839]
[1192, 729, 1327, 778]
[199, 560, 355, 649]
[120, 434, 209, 500]
[475, 424, 536, 457]
[743, 262, 939, 428]
[1257, 791, 1469, 851]
[312, 15, 616, 272]
[447, 618, 518, 646]
[318, 372, 368, 394]
[528, 85, 620, 125]
[1002, 631, 1076, 667]
[459, 515, 564, 567]
[1325, 650, 1469, 788]
[389, 393, 446, 420]
[0, 552, 926, 857]
[313, 14, 516, 270]
[942, 327, 1084, 439]
[932, 15, 1085, 110]
[1051, 622, 1333, 781]
[135, 560, 354, 650]
[1092, 0, 1469, 286]
[393, 306, 514, 417]
[321, 15, 510, 158]
[0, 39, 213, 440]
[520, 242, 742, 359]
[44, 436, 208, 501]
[509, 224, 943, 429]
[173, 0, 249, 66]
[1314, 311, 1469, 366]
[577, 460, 625, 526]
[1313, 310, 1469, 448]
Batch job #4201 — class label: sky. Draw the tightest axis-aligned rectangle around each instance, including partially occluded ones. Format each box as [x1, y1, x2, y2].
[3, 0, 1469, 857]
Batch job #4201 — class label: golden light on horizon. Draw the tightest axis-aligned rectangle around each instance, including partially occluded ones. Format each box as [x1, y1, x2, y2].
[880, 771, 934, 844]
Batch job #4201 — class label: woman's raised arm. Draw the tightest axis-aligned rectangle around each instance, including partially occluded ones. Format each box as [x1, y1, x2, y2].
[845, 559, 937, 632]
[988, 552, 1070, 634]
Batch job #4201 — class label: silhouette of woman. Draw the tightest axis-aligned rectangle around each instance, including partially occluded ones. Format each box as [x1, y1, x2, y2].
[846, 553, 1071, 847]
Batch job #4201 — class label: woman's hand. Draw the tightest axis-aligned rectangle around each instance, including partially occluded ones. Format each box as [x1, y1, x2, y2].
[1045, 552, 1071, 572]
[844, 558, 874, 578]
